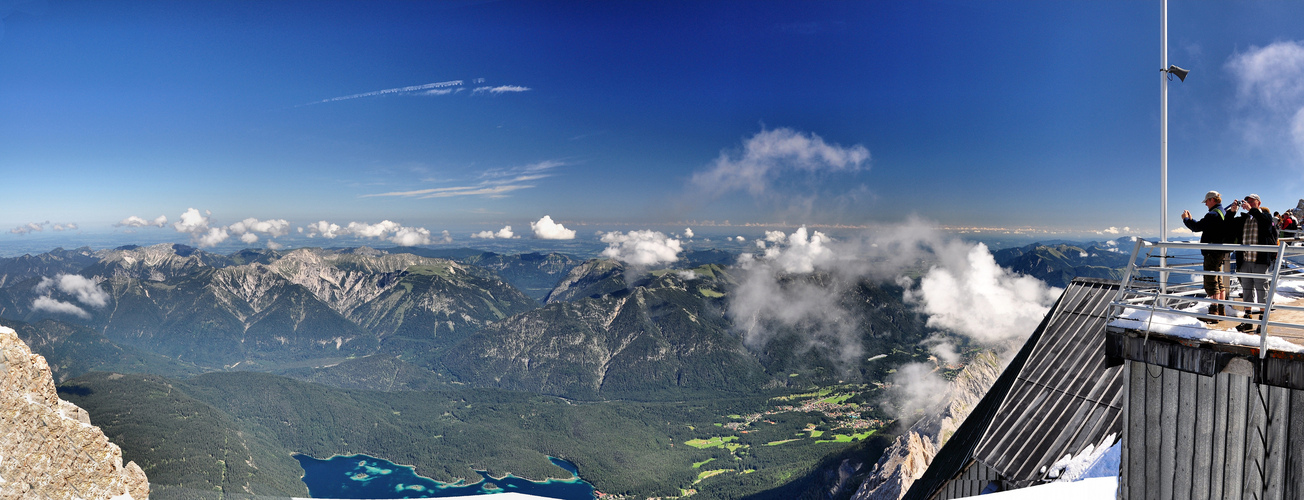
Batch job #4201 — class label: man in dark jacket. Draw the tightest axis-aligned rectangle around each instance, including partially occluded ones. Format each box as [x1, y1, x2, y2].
[1183, 190, 1231, 321]
[1228, 194, 1277, 330]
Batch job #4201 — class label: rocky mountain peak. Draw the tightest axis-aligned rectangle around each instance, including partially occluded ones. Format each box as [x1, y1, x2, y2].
[0, 326, 149, 498]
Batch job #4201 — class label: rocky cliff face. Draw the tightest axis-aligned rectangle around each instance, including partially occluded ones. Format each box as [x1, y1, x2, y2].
[0, 326, 149, 499]
[850, 350, 1005, 500]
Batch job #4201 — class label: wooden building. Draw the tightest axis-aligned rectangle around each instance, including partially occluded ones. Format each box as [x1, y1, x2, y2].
[1107, 327, 1304, 500]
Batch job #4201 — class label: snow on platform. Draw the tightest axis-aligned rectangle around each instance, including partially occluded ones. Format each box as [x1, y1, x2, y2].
[1109, 293, 1304, 354]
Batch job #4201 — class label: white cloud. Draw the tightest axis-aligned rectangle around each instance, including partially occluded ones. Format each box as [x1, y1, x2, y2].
[338, 220, 440, 246]
[173, 208, 210, 234]
[197, 227, 230, 247]
[1227, 41, 1304, 160]
[901, 241, 1062, 344]
[304, 221, 343, 238]
[684, 227, 694, 239]
[309, 79, 464, 105]
[32, 274, 109, 318]
[13, 221, 77, 234]
[228, 217, 291, 238]
[169, 208, 233, 248]
[365, 184, 533, 199]
[600, 230, 683, 267]
[735, 236, 746, 242]
[472, 225, 517, 239]
[885, 363, 951, 421]
[1101, 227, 1120, 234]
[364, 160, 562, 200]
[36, 274, 109, 308]
[390, 226, 433, 246]
[10, 221, 47, 234]
[730, 219, 1061, 374]
[115, 215, 168, 228]
[530, 215, 575, 240]
[749, 226, 832, 273]
[31, 296, 89, 318]
[473, 85, 531, 94]
[240, 233, 259, 244]
[691, 128, 870, 196]
[1170, 227, 1193, 234]
[347, 220, 402, 238]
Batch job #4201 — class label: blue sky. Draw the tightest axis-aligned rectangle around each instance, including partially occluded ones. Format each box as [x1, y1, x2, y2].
[3, 0, 1304, 251]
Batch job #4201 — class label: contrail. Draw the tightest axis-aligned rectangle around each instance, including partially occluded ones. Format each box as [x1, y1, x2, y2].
[305, 79, 465, 105]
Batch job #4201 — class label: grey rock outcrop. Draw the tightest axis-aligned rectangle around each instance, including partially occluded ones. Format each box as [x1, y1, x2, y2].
[851, 350, 1004, 500]
[0, 325, 149, 499]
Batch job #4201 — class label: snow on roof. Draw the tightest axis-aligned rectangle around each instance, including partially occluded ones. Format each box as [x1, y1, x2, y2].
[1045, 434, 1117, 483]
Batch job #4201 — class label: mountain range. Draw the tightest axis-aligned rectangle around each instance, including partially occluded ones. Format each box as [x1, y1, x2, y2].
[0, 240, 1124, 499]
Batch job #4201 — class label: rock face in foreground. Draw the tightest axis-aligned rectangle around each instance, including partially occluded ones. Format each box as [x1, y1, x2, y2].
[0, 326, 149, 499]
[851, 350, 1005, 500]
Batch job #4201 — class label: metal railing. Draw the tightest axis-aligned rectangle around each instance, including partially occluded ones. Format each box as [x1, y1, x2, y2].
[1107, 236, 1304, 358]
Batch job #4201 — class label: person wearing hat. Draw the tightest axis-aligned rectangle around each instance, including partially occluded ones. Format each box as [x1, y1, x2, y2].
[1183, 190, 1232, 322]
[1227, 194, 1278, 332]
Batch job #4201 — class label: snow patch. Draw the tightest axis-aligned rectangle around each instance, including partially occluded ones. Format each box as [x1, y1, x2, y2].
[1047, 433, 1117, 482]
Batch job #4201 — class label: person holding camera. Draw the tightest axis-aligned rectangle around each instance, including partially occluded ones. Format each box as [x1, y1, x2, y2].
[1227, 194, 1278, 331]
[1182, 190, 1232, 322]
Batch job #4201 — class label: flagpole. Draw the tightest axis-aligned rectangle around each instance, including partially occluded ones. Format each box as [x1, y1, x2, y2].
[1160, 0, 1169, 294]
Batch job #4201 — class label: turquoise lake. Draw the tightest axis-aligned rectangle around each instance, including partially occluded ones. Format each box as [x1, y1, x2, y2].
[293, 453, 596, 499]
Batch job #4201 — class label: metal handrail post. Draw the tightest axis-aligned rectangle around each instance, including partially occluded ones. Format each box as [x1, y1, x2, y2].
[1110, 238, 1147, 320]
[1258, 240, 1288, 359]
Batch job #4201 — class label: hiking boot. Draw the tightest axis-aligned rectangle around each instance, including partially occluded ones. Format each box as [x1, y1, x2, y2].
[1237, 323, 1256, 333]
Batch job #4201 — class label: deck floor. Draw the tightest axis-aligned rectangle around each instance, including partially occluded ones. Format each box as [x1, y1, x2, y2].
[1212, 295, 1304, 348]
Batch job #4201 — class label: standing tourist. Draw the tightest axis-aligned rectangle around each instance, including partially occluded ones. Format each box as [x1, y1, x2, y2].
[1227, 194, 1277, 332]
[1183, 190, 1232, 322]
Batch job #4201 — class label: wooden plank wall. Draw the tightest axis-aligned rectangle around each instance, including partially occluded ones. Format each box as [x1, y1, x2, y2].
[932, 461, 1004, 500]
[1121, 360, 1304, 500]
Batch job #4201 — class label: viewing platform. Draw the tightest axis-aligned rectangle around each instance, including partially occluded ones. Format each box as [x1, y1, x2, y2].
[1104, 236, 1304, 500]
